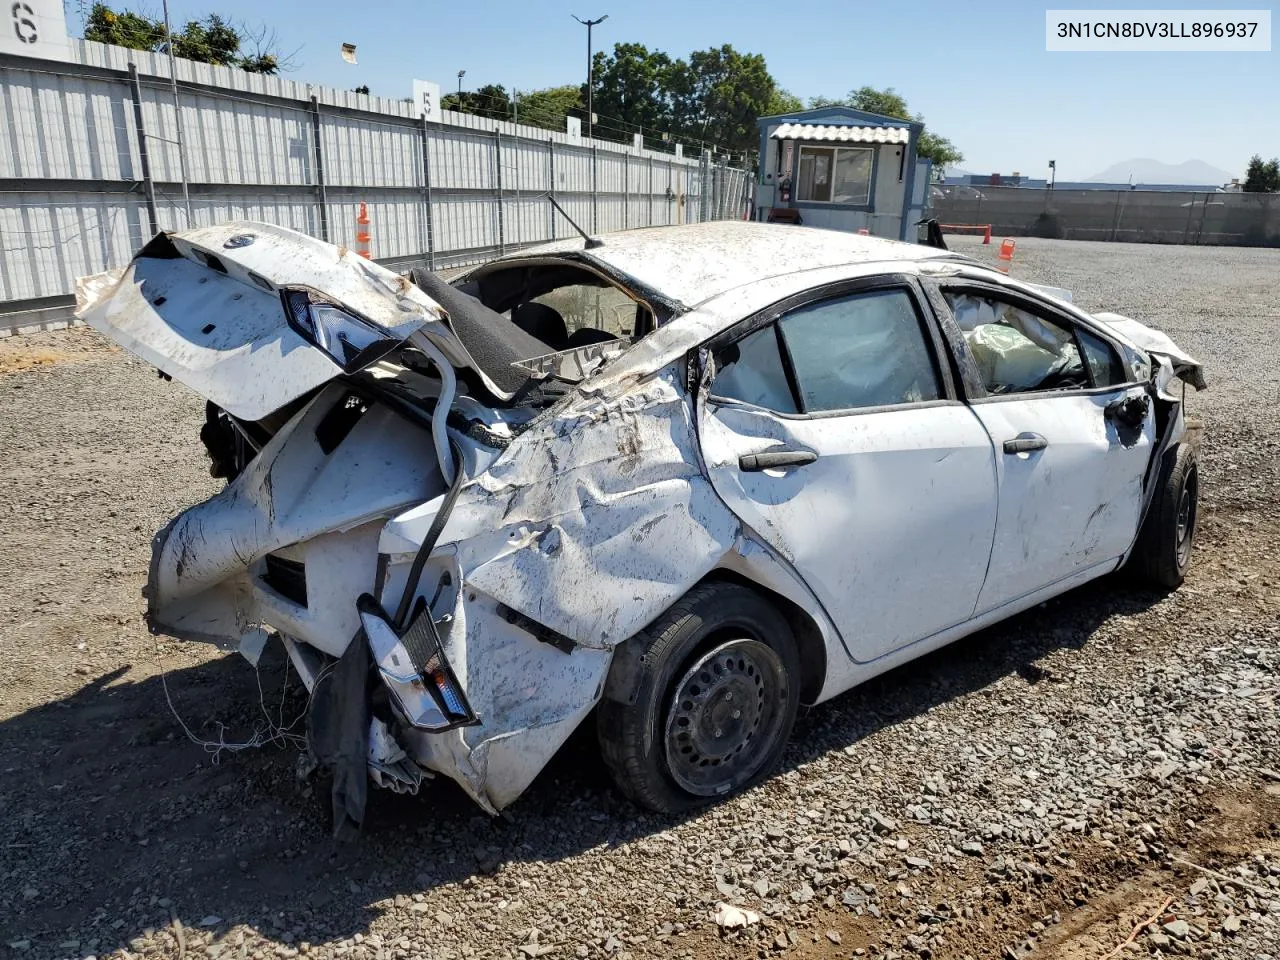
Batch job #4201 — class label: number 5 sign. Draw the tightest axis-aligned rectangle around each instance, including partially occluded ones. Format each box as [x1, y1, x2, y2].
[3, 0, 70, 60]
[412, 79, 441, 123]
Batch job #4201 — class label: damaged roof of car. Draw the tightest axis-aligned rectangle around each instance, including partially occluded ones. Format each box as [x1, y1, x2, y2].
[508, 221, 962, 310]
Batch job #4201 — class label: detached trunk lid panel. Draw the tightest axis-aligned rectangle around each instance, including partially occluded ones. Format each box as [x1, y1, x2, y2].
[76, 223, 442, 422]
[78, 255, 342, 422]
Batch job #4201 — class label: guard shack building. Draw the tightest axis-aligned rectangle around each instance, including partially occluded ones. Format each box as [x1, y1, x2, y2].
[755, 106, 931, 241]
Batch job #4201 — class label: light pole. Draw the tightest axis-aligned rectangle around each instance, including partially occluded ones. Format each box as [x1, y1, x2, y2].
[1048, 159, 1056, 190]
[573, 14, 607, 140]
[456, 69, 465, 109]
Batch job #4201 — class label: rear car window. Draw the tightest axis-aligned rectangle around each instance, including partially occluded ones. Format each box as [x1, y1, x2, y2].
[711, 326, 797, 413]
[710, 288, 942, 414]
[779, 289, 940, 412]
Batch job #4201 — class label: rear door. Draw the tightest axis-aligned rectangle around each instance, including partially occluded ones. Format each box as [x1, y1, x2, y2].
[933, 282, 1155, 613]
[697, 276, 999, 664]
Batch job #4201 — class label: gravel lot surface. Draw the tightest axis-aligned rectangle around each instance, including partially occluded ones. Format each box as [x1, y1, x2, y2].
[1, 237, 1277, 960]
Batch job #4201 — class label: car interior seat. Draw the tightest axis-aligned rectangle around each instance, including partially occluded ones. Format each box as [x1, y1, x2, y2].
[512, 302, 569, 351]
[565, 327, 621, 348]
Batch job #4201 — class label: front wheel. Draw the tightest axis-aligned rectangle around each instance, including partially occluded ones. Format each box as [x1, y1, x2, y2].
[597, 582, 800, 813]
[1129, 442, 1199, 589]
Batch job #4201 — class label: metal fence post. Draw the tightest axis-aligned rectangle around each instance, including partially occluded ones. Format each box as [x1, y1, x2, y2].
[495, 129, 505, 255]
[700, 150, 711, 221]
[648, 156, 654, 226]
[668, 160, 675, 224]
[548, 139, 557, 240]
[126, 63, 159, 236]
[591, 143, 599, 234]
[623, 153, 630, 229]
[718, 155, 728, 219]
[420, 116, 436, 270]
[310, 95, 330, 243]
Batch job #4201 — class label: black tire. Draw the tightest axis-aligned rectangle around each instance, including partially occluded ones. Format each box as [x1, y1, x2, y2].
[1129, 442, 1199, 589]
[597, 582, 801, 813]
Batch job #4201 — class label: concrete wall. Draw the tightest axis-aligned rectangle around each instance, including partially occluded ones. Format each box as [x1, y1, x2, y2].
[0, 40, 751, 334]
[932, 185, 1280, 247]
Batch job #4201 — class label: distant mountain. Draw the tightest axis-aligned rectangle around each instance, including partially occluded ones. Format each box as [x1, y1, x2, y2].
[1085, 158, 1235, 185]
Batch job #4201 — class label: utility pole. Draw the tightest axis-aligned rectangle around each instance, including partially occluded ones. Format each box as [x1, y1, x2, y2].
[573, 14, 608, 140]
[160, 0, 191, 226]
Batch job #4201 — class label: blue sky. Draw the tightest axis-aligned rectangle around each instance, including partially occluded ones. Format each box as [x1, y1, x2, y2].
[69, 0, 1277, 179]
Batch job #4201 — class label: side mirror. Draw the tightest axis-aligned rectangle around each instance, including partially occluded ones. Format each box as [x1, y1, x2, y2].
[1105, 393, 1150, 429]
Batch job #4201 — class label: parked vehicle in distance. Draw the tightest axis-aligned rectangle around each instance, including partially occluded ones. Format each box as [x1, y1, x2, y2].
[77, 220, 1205, 827]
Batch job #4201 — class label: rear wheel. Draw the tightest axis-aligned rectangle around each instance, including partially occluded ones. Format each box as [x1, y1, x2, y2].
[1129, 442, 1199, 589]
[598, 582, 800, 813]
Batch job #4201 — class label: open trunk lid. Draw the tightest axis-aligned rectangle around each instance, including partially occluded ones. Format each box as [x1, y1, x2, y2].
[75, 222, 538, 420]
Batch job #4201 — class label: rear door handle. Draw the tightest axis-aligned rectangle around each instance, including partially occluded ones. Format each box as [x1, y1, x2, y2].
[1003, 433, 1048, 455]
[739, 449, 818, 472]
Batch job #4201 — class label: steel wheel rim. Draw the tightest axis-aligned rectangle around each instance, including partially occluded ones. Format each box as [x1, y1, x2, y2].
[1175, 475, 1197, 567]
[663, 638, 787, 797]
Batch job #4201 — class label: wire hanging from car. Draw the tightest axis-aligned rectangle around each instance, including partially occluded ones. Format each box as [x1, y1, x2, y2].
[159, 648, 310, 763]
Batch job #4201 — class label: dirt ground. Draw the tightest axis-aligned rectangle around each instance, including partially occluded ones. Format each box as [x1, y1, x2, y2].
[1, 237, 1277, 960]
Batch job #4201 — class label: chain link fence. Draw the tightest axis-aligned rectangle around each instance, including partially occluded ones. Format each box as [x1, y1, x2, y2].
[932, 185, 1280, 247]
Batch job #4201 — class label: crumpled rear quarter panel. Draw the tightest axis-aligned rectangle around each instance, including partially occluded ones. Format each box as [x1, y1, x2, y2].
[435, 363, 743, 649]
[376, 364, 746, 810]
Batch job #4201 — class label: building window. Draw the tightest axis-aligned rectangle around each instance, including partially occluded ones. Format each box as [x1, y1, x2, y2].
[795, 146, 873, 204]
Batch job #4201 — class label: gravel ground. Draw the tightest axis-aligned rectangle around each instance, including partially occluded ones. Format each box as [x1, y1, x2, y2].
[1, 237, 1277, 960]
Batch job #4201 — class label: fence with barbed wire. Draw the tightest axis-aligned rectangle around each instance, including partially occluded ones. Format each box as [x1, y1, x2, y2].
[0, 39, 752, 334]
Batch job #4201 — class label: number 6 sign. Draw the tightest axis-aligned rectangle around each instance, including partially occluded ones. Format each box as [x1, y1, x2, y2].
[2, 0, 68, 59]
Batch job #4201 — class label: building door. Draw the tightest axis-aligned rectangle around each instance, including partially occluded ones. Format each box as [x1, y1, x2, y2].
[904, 158, 932, 240]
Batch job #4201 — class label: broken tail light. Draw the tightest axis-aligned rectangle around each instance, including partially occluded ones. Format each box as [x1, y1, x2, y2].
[282, 288, 400, 373]
[357, 595, 477, 731]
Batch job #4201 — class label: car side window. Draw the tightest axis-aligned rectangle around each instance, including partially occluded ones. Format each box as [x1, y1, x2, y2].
[778, 288, 941, 412]
[944, 291, 1091, 394]
[1076, 327, 1129, 387]
[710, 325, 798, 413]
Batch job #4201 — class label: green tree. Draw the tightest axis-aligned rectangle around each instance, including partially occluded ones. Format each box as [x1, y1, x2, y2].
[442, 84, 513, 121]
[668, 45, 775, 152]
[169, 13, 239, 66]
[807, 85, 963, 166]
[84, 3, 290, 74]
[765, 88, 804, 116]
[83, 4, 164, 49]
[516, 85, 583, 130]
[1243, 154, 1280, 192]
[587, 43, 674, 139]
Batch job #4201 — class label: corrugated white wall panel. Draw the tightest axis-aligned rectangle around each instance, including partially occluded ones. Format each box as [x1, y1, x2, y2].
[0, 67, 140, 180]
[323, 116, 421, 189]
[1, 41, 740, 314]
[0, 193, 148, 300]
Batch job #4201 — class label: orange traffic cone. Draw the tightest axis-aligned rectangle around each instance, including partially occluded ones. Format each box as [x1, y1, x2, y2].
[996, 237, 1015, 273]
[356, 202, 371, 259]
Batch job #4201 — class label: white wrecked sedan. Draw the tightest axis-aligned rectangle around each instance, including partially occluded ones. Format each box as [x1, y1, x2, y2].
[77, 221, 1205, 828]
